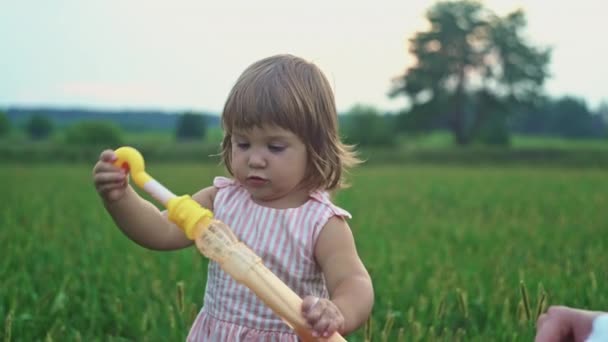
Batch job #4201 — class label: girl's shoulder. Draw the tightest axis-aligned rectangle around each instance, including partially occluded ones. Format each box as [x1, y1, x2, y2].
[308, 191, 352, 220]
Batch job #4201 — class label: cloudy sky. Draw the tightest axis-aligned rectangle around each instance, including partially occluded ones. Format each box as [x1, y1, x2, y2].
[1, 0, 606, 113]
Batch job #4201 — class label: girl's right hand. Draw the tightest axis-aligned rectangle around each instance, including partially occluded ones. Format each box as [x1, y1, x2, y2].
[301, 296, 345, 338]
[92, 149, 128, 203]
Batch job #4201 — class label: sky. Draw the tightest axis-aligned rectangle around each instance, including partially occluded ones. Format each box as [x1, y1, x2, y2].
[1, 0, 606, 114]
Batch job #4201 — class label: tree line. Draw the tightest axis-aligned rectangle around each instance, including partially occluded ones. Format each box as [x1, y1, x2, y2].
[341, 97, 607, 147]
[0, 111, 211, 146]
[2, 97, 606, 149]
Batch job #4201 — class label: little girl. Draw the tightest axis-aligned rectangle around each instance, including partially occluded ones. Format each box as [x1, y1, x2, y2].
[93, 54, 374, 341]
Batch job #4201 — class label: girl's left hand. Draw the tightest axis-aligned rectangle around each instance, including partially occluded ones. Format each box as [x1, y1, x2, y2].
[301, 296, 345, 338]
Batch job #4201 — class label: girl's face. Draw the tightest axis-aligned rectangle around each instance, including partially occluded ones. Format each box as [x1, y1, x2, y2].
[230, 124, 309, 208]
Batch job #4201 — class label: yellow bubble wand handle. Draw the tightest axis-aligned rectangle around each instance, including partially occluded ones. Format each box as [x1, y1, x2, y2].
[112, 146, 346, 342]
[113, 146, 212, 240]
[114, 146, 174, 206]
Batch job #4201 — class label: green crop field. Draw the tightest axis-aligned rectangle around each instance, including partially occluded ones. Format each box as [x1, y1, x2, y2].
[2, 163, 607, 341]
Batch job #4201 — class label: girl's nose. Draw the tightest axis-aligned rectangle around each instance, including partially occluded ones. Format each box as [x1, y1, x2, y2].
[247, 152, 266, 168]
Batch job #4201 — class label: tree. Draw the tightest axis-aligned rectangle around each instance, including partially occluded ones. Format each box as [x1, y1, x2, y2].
[176, 112, 206, 141]
[474, 90, 510, 145]
[510, 96, 605, 139]
[390, 1, 550, 145]
[598, 101, 608, 125]
[0, 110, 9, 137]
[550, 97, 597, 139]
[26, 114, 53, 140]
[64, 121, 124, 146]
[509, 96, 554, 135]
[342, 105, 395, 147]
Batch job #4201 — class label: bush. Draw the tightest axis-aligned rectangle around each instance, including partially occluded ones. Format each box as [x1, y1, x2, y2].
[26, 114, 53, 140]
[342, 105, 395, 147]
[477, 112, 510, 146]
[0, 111, 9, 137]
[64, 121, 124, 147]
[176, 112, 206, 141]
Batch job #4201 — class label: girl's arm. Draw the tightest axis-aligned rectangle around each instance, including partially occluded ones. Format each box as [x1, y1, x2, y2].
[104, 185, 217, 251]
[315, 216, 374, 335]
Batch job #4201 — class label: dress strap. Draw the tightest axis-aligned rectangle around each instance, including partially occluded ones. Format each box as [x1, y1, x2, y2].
[213, 176, 237, 189]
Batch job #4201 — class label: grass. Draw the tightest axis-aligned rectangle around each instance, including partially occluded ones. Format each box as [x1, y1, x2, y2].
[1, 163, 607, 341]
[397, 130, 608, 150]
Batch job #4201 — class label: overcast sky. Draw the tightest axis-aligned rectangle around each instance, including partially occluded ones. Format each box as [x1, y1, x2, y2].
[1, 0, 606, 113]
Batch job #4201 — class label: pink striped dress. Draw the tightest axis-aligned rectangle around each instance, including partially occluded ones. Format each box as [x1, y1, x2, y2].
[187, 177, 351, 341]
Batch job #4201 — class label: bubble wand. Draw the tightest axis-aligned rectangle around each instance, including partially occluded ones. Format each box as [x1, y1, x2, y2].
[113, 146, 346, 342]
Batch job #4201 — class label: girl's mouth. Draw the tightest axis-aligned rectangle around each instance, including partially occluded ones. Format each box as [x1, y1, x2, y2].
[246, 176, 268, 187]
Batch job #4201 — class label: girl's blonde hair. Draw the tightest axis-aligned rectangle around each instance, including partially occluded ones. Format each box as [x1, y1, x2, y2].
[221, 54, 360, 192]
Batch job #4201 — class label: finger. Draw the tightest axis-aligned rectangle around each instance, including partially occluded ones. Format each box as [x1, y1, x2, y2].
[571, 309, 601, 342]
[323, 320, 341, 338]
[535, 319, 570, 342]
[94, 172, 126, 185]
[536, 313, 548, 331]
[312, 315, 331, 338]
[307, 302, 328, 329]
[302, 296, 319, 313]
[322, 305, 344, 337]
[97, 181, 126, 195]
[94, 176, 125, 191]
[93, 161, 124, 176]
[534, 307, 571, 342]
[99, 149, 117, 162]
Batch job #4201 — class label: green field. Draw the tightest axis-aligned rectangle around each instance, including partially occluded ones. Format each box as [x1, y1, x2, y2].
[2, 163, 607, 341]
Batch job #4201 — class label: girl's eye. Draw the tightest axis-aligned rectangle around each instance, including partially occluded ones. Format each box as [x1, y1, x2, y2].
[236, 143, 250, 150]
[268, 145, 285, 153]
